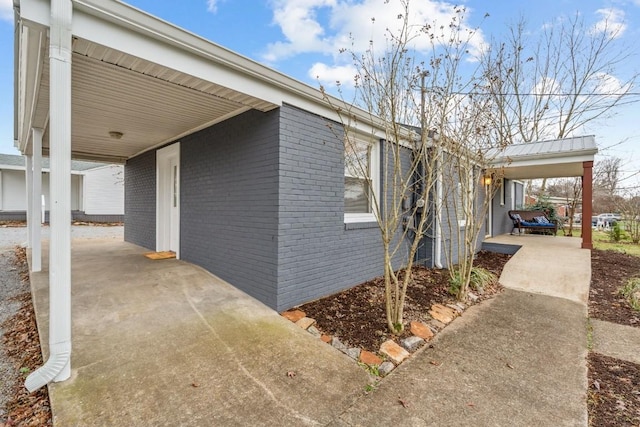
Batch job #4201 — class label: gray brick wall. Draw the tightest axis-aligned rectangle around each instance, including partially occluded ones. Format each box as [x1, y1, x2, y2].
[124, 150, 156, 249]
[276, 104, 403, 311]
[180, 109, 280, 308]
[125, 104, 417, 312]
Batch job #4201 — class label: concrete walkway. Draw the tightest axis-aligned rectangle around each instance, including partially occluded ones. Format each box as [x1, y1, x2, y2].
[591, 319, 640, 364]
[29, 234, 595, 426]
[336, 235, 590, 426]
[487, 234, 591, 304]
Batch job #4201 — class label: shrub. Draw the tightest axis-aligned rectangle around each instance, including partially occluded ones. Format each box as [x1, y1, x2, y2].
[620, 278, 640, 311]
[608, 222, 625, 242]
[449, 266, 497, 296]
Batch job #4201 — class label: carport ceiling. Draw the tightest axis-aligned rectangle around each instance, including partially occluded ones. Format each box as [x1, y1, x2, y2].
[31, 37, 278, 163]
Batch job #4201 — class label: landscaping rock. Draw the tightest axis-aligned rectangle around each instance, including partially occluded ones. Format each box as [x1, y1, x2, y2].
[281, 309, 306, 322]
[429, 304, 457, 324]
[320, 334, 332, 343]
[447, 303, 464, 314]
[410, 321, 434, 340]
[401, 336, 424, 352]
[379, 340, 410, 364]
[345, 348, 361, 360]
[378, 361, 395, 377]
[295, 317, 316, 330]
[359, 350, 383, 366]
[331, 337, 348, 352]
[307, 325, 321, 337]
[468, 292, 479, 302]
[428, 319, 446, 331]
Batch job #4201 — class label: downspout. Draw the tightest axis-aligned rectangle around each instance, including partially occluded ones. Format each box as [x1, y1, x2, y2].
[25, 0, 73, 392]
[434, 148, 443, 269]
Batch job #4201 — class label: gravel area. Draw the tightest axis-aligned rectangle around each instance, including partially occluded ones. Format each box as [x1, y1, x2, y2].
[0, 224, 124, 249]
[0, 248, 25, 421]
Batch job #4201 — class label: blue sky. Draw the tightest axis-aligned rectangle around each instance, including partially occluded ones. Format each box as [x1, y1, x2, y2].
[0, 0, 639, 188]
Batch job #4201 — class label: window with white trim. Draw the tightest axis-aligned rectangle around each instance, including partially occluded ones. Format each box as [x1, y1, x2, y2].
[344, 138, 378, 223]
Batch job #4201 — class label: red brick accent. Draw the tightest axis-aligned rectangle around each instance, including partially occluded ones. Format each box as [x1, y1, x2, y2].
[281, 309, 306, 322]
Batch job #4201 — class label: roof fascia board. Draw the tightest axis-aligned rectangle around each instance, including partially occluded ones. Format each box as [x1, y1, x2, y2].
[70, 5, 283, 109]
[15, 0, 51, 27]
[494, 150, 597, 166]
[493, 152, 596, 169]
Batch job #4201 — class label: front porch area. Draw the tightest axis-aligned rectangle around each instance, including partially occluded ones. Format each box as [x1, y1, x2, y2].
[483, 234, 591, 304]
[29, 238, 370, 426]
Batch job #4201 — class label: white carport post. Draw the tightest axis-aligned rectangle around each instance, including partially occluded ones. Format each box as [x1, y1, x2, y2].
[31, 128, 43, 272]
[25, 155, 33, 246]
[25, 0, 72, 391]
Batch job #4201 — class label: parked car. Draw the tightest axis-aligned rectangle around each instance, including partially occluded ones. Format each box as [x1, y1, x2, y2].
[594, 213, 619, 227]
[597, 213, 622, 221]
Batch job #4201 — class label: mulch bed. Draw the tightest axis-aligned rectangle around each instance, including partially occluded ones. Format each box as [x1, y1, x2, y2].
[299, 250, 511, 353]
[588, 353, 640, 427]
[589, 249, 640, 327]
[588, 248, 640, 427]
[0, 248, 52, 427]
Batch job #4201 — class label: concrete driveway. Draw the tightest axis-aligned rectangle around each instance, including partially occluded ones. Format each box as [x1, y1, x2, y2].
[30, 239, 371, 426]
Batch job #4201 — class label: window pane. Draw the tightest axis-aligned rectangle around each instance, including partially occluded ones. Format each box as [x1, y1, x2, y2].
[345, 140, 370, 179]
[345, 177, 370, 213]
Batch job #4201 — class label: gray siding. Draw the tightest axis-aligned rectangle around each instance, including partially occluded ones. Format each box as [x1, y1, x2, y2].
[124, 150, 156, 249]
[492, 179, 522, 235]
[492, 179, 512, 236]
[180, 109, 280, 308]
[276, 104, 391, 311]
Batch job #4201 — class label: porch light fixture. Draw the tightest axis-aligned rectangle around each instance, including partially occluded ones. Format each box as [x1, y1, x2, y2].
[108, 131, 124, 139]
[483, 174, 493, 186]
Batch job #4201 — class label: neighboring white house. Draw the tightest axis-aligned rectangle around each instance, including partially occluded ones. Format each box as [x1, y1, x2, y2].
[0, 153, 124, 222]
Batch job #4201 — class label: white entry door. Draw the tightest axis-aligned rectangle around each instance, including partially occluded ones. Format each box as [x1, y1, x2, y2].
[156, 143, 180, 257]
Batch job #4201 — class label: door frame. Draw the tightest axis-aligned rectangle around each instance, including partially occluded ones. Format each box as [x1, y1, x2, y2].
[156, 143, 180, 258]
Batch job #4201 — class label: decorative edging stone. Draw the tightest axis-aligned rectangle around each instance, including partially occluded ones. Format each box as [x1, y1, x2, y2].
[280, 303, 467, 377]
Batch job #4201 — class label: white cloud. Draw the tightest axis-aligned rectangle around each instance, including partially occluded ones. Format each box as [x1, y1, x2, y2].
[206, 0, 219, 13]
[592, 8, 627, 38]
[262, 0, 486, 64]
[1, 0, 13, 22]
[308, 62, 357, 88]
[263, 0, 337, 62]
[591, 72, 631, 97]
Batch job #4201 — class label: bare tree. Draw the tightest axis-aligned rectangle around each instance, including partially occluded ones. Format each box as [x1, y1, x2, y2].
[322, 2, 503, 331]
[481, 14, 637, 191]
[618, 192, 640, 244]
[547, 177, 582, 235]
[484, 15, 635, 142]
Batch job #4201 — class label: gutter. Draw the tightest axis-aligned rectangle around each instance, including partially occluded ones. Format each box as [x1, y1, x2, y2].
[25, 0, 73, 392]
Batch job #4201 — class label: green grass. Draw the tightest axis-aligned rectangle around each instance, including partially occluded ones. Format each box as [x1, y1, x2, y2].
[562, 225, 640, 257]
[592, 230, 640, 256]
